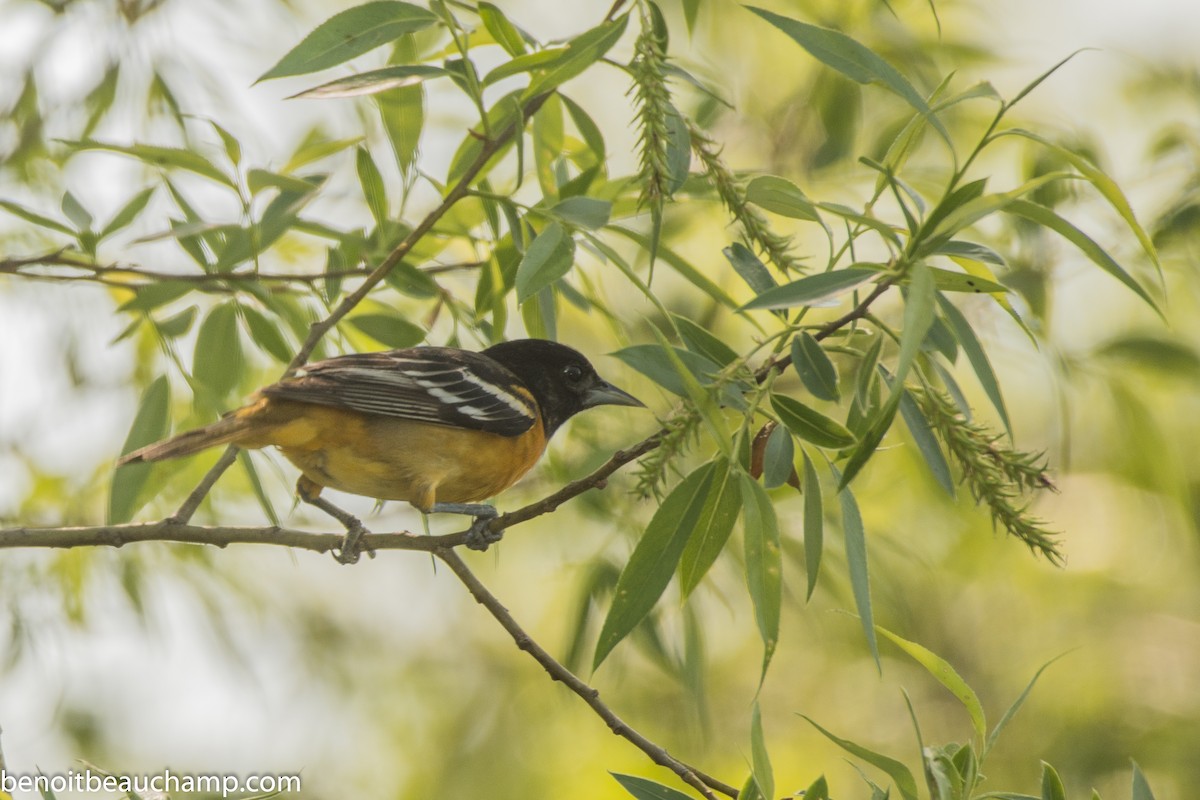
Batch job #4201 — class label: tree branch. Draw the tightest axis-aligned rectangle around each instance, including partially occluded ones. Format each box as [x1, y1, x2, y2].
[435, 547, 738, 800]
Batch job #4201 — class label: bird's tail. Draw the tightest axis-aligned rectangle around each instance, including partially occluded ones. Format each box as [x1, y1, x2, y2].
[116, 411, 256, 466]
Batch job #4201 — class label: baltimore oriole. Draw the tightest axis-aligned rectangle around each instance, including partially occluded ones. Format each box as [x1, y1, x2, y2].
[118, 339, 643, 559]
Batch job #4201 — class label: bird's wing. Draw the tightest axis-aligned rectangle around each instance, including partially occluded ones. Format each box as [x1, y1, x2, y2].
[261, 348, 538, 437]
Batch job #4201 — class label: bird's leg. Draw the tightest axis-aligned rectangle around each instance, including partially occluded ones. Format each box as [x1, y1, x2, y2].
[296, 477, 375, 564]
[429, 502, 502, 551]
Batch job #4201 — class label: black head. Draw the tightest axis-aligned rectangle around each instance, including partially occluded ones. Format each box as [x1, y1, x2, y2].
[482, 339, 643, 437]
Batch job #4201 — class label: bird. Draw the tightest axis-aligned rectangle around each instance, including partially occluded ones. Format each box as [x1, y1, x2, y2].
[117, 338, 644, 561]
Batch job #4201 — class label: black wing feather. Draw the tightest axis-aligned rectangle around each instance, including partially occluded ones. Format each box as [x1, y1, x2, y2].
[262, 348, 537, 437]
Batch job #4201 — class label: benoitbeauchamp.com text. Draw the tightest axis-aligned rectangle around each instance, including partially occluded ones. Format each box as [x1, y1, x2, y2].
[1, 768, 301, 797]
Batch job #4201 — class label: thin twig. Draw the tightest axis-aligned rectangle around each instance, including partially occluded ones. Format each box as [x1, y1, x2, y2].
[435, 547, 738, 800]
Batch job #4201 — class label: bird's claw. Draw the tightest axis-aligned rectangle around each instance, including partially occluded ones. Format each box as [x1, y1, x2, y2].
[333, 521, 375, 564]
[464, 508, 502, 551]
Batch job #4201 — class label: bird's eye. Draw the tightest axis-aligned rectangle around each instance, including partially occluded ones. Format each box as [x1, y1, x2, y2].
[563, 364, 585, 382]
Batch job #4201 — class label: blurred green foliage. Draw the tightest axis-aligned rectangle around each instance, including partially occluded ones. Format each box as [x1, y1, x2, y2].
[0, 0, 1196, 798]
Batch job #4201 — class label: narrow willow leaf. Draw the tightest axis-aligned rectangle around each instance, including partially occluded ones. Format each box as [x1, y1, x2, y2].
[290, 65, 446, 99]
[855, 331, 883, 407]
[937, 293, 1011, 437]
[240, 305, 293, 363]
[748, 7, 951, 146]
[610, 773, 695, 800]
[723, 242, 777, 295]
[62, 140, 234, 187]
[532, 93, 564, 200]
[348, 312, 426, 349]
[800, 715, 919, 800]
[817, 202, 903, 248]
[664, 102, 691, 195]
[613, 228, 740, 309]
[99, 187, 155, 240]
[746, 174, 822, 221]
[1005, 199, 1161, 316]
[899, 389, 954, 496]
[1131, 761, 1157, 800]
[928, 266, 1008, 294]
[834, 474, 879, 668]
[482, 48, 565, 86]
[525, 14, 629, 98]
[741, 267, 877, 311]
[750, 703, 775, 800]
[479, 2, 528, 57]
[986, 653, 1068, 756]
[549, 196, 611, 230]
[118, 280, 192, 312]
[895, 261, 936, 385]
[679, 458, 742, 597]
[762, 424, 795, 490]
[1000, 127, 1161, 279]
[562, 94, 607, 164]
[801, 449, 823, 599]
[594, 462, 718, 669]
[109, 376, 170, 524]
[792, 332, 839, 402]
[674, 314, 738, 366]
[741, 474, 782, 678]
[257, 1, 438, 81]
[611, 344, 719, 398]
[838, 384, 901, 489]
[0, 200, 73, 235]
[876, 625, 986, 744]
[803, 775, 830, 800]
[193, 303, 243, 398]
[155, 306, 197, 339]
[650, 326, 732, 449]
[772, 394, 856, 449]
[936, 239, 1006, 266]
[515, 221, 575, 302]
[1040, 763, 1067, 800]
[238, 450, 279, 527]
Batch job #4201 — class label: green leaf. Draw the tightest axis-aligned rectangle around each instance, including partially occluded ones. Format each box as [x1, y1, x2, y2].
[986, 653, 1067, 756]
[772, 394, 856, 449]
[61, 191, 93, 230]
[664, 102, 691, 195]
[109, 376, 170, 524]
[838, 383, 902, 489]
[348, 312, 426, 349]
[0, 200, 74, 235]
[610, 773, 696, 800]
[894, 261, 936, 385]
[356, 146, 389, 226]
[594, 461, 719, 669]
[515, 222, 575, 302]
[1040, 763, 1067, 800]
[240, 305, 294, 362]
[377, 77, 425, 177]
[1131, 761, 1157, 800]
[290, 64, 446, 99]
[835, 474, 879, 668]
[100, 187, 156, 240]
[238, 450, 280, 527]
[792, 332, 839, 402]
[611, 344, 720, 398]
[800, 715, 919, 800]
[480, 2, 528, 56]
[257, 1, 438, 81]
[1000, 127, 1161, 280]
[482, 48, 566, 86]
[154, 306, 197, 339]
[936, 239, 1006, 266]
[193, 303, 243, 398]
[549, 196, 611, 230]
[937, 293, 1011, 437]
[62, 140, 235, 187]
[750, 702, 775, 800]
[803, 776, 830, 800]
[679, 458, 742, 597]
[1095, 333, 1200, 377]
[747, 7, 950, 146]
[762, 424, 795, 490]
[741, 267, 878, 311]
[745, 175, 822, 221]
[1004, 199, 1161, 317]
[898, 389, 954, 496]
[801, 449, 823, 599]
[741, 474, 782, 678]
[674, 315, 739, 367]
[283, 135, 364, 173]
[525, 14, 629, 98]
[533, 93, 564, 200]
[118, 280, 193, 312]
[928, 266, 1009, 295]
[723, 242, 778, 296]
[876, 625, 986, 744]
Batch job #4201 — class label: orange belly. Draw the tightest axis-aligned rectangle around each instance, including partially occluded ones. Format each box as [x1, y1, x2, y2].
[235, 400, 547, 511]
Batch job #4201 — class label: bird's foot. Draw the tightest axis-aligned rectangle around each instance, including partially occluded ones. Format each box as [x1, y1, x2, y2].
[430, 502, 502, 551]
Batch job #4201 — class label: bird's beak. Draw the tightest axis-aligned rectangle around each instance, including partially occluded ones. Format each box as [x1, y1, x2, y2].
[583, 380, 645, 409]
